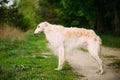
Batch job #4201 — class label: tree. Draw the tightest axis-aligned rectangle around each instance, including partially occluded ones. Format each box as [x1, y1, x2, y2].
[36, 0, 60, 24]
[55, 0, 120, 35]
[56, 0, 89, 27]
[18, 0, 38, 29]
[94, 0, 105, 32]
[0, 0, 9, 6]
[0, 0, 9, 25]
[112, 0, 120, 36]
[56, 0, 106, 31]
[0, 0, 39, 31]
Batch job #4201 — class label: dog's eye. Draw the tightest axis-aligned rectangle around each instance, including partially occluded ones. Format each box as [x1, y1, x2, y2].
[38, 26, 40, 28]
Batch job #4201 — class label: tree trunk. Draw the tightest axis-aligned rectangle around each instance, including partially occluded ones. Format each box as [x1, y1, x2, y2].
[113, 0, 120, 36]
[96, 14, 104, 32]
[95, 0, 105, 32]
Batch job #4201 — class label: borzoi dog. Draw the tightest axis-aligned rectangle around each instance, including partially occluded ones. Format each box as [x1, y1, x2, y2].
[34, 21, 103, 74]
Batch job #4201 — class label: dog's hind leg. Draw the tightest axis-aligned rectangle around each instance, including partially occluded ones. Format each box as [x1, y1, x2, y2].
[91, 54, 103, 74]
[88, 43, 103, 74]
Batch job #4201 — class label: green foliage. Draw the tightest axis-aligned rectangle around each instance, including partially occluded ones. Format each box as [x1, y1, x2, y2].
[0, 0, 38, 31]
[55, 0, 89, 27]
[1, 0, 120, 35]
[0, 1, 28, 31]
[55, 0, 96, 27]
[9, 8, 30, 31]
[0, 30, 83, 80]
[0, 5, 10, 25]
[54, 0, 120, 35]
[100, 34, 120, 48]
[36, 0, 59, 24]
[18, 0, 38, 28]
[0, 0, 9, 6]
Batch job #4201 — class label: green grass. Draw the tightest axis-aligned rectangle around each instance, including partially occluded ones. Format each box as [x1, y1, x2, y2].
[80, 48, 88, 52]
[108, 58, 120, 70]
[99, 34, 120, 48]
[102, 55, 117, 59]
[103, 55, 120, 70]
[109, 59, 120, 69]
[0, 30, 83, 80]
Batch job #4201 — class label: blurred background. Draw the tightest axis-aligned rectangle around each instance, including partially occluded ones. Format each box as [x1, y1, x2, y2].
[0, 0, 120, 35]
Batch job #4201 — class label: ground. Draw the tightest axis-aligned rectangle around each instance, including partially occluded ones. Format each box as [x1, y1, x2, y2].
[66, 46, 120, 80]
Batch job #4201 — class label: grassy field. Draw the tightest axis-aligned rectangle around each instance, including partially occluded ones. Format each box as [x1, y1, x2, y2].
[0, 30, 83, 80]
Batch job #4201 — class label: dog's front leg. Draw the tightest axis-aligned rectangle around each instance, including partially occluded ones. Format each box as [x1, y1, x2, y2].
[55, 46, 65, 70]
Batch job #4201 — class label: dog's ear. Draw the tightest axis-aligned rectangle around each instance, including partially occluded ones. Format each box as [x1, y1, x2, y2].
[44, 21, 48, 27]
[43, 21, 51, 32]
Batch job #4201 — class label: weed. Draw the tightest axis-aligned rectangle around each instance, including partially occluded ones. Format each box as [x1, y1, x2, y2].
[102, 55, 117, 59]
[0, 25, 25, 41]
[80, 48, 88, 52]
[108, 59, 120, 70]
[103, 55, 120, 70]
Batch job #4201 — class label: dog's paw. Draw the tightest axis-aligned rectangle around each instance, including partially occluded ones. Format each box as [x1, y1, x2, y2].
[96, 69, 100, 73]
[55, 68, 59, 70]
[96, 69, 104, 75]
[55, 68, 62, 71]
[96, 70, 104, 75]
[99, 71, 104, 75]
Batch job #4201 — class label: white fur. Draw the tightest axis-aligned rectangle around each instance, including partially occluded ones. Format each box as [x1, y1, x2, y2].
[34, 21, 103, 74]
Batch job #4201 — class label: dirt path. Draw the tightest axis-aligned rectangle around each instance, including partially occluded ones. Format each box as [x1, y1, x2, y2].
[66, 46, 120, 80]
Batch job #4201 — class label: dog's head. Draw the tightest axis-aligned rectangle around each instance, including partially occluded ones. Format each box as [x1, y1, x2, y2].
[34, 21, 49, 35]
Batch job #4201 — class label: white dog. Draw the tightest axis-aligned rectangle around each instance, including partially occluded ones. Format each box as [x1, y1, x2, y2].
[34, 21, 103, 74]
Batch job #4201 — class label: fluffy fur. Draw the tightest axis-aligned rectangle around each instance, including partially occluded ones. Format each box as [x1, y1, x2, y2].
[34, 21, 103, 74]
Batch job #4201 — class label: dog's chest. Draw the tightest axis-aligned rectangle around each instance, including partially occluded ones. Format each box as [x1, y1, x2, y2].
[45, 31, 64, 46]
